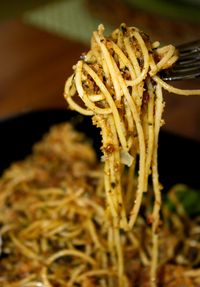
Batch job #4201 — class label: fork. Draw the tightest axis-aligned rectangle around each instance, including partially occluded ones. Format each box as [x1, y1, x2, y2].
[160, 39, 200, 81]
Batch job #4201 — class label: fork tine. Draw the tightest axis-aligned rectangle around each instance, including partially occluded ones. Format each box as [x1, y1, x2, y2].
[177, 39, 200, 53]
[177, 40, 200, 64]
[175, 57, 200, 67]
[173, 65, 200, 74]
[160, 69, 200, 81]
[173, 59, 200, 70]
[160, 67, 200, 81]
[178, 49, 200, 61]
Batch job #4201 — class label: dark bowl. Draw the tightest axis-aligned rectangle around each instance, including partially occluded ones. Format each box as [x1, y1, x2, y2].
[0, 109, 199, 190]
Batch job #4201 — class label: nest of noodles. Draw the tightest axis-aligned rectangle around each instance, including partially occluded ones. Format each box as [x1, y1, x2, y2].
[0, 123, 199, 287]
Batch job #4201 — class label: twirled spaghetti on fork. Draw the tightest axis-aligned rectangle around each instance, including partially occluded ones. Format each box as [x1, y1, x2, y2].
[64, 23, 200, 286]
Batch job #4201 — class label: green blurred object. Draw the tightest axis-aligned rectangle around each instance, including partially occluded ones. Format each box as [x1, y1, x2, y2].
[23, 0, 113, 44]
[165, 185, 200, 217]
[124, 0, 200, 23]
[0, 0, 56, 23]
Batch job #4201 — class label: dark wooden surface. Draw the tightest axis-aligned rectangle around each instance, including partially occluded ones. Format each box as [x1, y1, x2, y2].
[0, 20, 87, 116]
[0, 20, 199, 141]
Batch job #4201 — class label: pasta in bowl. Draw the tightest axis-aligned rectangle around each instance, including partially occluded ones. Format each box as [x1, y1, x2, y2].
[0, 109, 199, 287]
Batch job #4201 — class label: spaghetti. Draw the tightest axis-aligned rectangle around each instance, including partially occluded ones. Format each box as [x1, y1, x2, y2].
[64, 23, 200, 286]
[0, 23, 200, 287]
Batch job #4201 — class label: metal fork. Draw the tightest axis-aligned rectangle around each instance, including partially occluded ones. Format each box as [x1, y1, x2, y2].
[160, 39, 200, 81]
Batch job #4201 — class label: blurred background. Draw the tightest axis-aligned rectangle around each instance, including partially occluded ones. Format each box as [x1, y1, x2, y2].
[0, 0, 200, 140]
[1, 0, 200, 43]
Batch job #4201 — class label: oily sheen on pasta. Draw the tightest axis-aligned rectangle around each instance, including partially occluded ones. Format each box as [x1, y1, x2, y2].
[64, 23, 200, 286]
